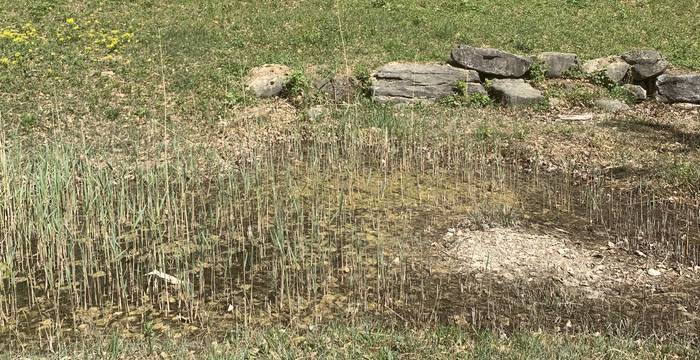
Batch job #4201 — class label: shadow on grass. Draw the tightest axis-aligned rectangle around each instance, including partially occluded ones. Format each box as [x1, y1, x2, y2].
[598, 116, 700, 151]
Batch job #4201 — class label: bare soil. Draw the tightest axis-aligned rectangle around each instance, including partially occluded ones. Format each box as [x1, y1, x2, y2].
[429, 225, 700, 339]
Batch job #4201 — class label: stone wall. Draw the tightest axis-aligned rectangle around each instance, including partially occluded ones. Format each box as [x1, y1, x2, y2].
[245, 45, 700, 108]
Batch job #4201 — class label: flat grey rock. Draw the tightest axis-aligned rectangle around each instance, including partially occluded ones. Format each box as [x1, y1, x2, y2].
[245, 64, 292, 98]
[489, 79, 544, 106]
[451, 45, 532, 78]
[582, 56, 630, 84]
[370, 62, 481, 103]
[594, 99, 631, 112]
[622, 84, 647, 102]
[536, 52, 579, 78]
[622, 50, 668, 80]
[656, 74, 700, 104]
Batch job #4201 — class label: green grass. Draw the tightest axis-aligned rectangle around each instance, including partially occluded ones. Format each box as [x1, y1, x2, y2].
[7, 323, 699, 359]
[2, 0, 700, 128]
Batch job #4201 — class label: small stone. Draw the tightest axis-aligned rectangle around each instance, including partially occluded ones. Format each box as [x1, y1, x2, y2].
[489, 79, 544, 106]
[622, 50, 668, 80]
[451, 45, 533, 78]
[536, 52, 580, 78]
[647, 268, 662, 277]
[594, 99, 631, 112]
[582, 56, 630, 84]
[656, 74, 700, 104]
[606, 63, 631, 84]
[245, 64, 293, 98]
[622, 84, 647, 102]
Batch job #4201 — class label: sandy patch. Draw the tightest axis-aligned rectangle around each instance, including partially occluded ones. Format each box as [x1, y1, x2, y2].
[440, 227, 699, 300]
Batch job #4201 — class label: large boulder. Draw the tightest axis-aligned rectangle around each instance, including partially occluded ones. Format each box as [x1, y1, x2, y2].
[582, 56, 630, 84]
[245, 64, 293, 98]
[370, 62, 482, 103]
[536, 52, 580, 78]
[621, 50, 668, 80]
[489, 79, 544, 106]
[451, 45, 532, 78]
[655, 74, 700, 104]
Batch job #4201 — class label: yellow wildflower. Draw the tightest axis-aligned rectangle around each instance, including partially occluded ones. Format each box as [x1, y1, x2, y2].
[107, 37, 119, 49]
[22, 23, 37, 37]
[66, 18, 75, 25]
[0, 57, 9, 66]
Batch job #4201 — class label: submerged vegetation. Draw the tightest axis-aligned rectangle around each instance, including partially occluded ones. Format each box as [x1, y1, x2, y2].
[1, 109, 699, 354]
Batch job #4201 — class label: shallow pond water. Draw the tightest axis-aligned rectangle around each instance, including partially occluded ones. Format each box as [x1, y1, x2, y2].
[1, 143, 698, 350]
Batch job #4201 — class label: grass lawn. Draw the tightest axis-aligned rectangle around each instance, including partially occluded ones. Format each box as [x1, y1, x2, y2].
[2, 0, 699, 127]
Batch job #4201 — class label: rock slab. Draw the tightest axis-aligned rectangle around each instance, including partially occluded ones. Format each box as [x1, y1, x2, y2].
[245, 64, 292, 98]
[582, 56, 630, 84]
[489, 79, 544, 106]
[370, 62, 481, 103]
[622, 50, 668, 80]
[656, 74, 700, 104]
[451, 45, 532, 78]
[536, 52, 579, 78]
